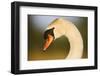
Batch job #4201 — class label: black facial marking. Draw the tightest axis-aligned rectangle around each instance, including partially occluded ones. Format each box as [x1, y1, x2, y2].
[44, 27, 55, 39]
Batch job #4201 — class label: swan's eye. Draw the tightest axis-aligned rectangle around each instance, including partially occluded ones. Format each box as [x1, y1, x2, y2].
[44, 28, 55, 39]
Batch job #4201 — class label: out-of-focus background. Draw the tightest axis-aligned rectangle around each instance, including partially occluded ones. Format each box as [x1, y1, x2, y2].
[28, 15, 88, 61]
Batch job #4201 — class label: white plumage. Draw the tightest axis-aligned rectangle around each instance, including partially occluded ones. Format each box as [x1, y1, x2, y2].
[46, 18, 83, 59]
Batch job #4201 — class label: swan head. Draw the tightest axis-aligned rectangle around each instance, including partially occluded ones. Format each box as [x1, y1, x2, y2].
[43, 27, 55, 51]
[43, 18, 65, 51]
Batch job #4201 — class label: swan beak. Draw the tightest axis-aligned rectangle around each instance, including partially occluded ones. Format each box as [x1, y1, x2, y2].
[43, 34, 54, 51]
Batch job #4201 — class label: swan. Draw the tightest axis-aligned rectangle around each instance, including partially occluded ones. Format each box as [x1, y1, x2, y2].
[43, 18, 83, 59]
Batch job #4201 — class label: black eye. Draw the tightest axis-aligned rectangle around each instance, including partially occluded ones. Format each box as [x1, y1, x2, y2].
[44, 31, 48, 39]
[44, 28, 55, 39]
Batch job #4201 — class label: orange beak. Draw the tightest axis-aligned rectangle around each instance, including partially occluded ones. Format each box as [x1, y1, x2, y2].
[43, 34, 54, 51]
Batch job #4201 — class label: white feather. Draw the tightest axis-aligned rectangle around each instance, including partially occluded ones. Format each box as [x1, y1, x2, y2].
[46, 18, 83, 59]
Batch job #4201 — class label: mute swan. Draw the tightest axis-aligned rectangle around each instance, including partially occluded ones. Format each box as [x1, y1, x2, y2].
[43, 18, 83, 59]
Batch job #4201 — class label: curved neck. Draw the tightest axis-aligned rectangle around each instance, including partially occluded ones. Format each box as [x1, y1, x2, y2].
[47, 18, 83, 59]
[64, 24, 83, 59]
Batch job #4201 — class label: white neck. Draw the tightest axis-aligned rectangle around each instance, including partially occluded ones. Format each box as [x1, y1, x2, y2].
[47, 18, 83, 59]
[64, 23, 83, 59]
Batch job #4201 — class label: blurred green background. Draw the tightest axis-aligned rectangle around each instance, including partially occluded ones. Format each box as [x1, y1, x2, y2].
[28, 15, 88, 61]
